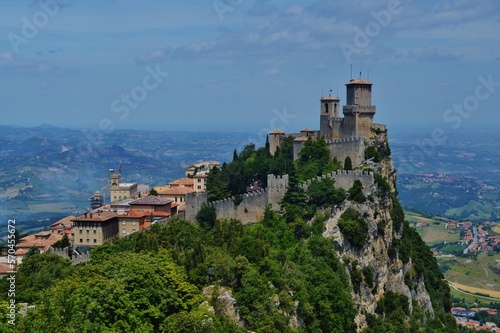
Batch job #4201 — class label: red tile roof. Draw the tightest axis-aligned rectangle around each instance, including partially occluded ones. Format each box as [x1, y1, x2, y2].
[169, 178, 194, 187]
[130, 196, 172, 206]
[72, 211, 118, 222]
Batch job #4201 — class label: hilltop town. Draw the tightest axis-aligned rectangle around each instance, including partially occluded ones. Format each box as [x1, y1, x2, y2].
[2, 75, 388, 265]
[0, 77, 469, 332]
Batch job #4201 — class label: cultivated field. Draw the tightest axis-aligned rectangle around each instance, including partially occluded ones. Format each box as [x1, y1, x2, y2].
[438, 253, 500, 293]
[448, 281, 500, 299]
[406, 211, 460, 245]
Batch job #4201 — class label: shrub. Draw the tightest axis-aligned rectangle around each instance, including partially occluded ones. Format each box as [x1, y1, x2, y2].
[338, 208, 369, 248]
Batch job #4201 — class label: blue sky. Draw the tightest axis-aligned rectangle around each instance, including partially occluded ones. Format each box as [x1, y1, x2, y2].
[1, 0, 499, 133]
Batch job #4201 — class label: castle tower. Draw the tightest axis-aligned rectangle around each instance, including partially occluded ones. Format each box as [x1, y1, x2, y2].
[342, 77, 376, 138]
[90, 190, 104, 210]
[269, 129, 285, 156]
[110, 170, 121, 186]
[319, 91, 341, 140]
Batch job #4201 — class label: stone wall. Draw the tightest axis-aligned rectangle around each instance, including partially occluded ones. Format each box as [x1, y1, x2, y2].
[48, 246, 90, 265]
[301, 170, 374, 196]
[326, 137, 366, 167]
[185, 171, 374, 224]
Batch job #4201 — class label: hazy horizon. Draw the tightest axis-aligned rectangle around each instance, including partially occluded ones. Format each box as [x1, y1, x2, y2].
[1, 1, 499, 133]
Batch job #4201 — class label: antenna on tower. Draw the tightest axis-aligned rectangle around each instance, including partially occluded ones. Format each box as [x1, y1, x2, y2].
[329, 88, 332, 97]
[360, 71, 362, 79]
[350, 64, 353, 80]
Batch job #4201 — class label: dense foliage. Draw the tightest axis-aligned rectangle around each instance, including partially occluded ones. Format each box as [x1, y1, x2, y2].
[0, 136, 460, 332]
[6, 214, 359, 332]
[337, 208, 369, 248]
[207, 136, 341, 202]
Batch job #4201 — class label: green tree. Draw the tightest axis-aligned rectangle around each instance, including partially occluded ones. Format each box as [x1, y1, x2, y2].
[15, 253, 74, 303]
[348, 180, 366, 203]
[338, 208, 369, 248]
[196, 203, 217, 229]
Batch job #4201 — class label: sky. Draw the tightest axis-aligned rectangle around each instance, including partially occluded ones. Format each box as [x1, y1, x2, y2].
[1, 0, 500, 133]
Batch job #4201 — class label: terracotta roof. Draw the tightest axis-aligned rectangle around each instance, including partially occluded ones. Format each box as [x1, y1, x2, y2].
[156, 186, 194, 196]
[34, 231, 51, 237]
[300, 128, 313, 132]
[294, 136, 308, 142]
[119, 209, 150, 218]
[50, 215, 76, 227]
[0, 263, 13, 274]
[130, 196, 172, 206]
[169, 178, 194, 187]
[15, 248, 28, 256]
[269, 129, 285, 134]
[72, 211, 118, 222]
[346, 77, 373, 85]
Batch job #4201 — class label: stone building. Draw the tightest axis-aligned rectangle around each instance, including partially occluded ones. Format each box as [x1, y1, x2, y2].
[72, 211, 119, 247]
[110, 171, 138, 203]
[270, 76, 385, 167]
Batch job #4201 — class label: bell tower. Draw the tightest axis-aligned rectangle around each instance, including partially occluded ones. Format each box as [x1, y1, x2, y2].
[110, 169, 121, 186]
[343, 76, 376, 138]
[319, 90, 341, 139]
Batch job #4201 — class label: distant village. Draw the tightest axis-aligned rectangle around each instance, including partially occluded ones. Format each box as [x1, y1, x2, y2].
[452, 306, 500, 331]
[0, 161, 220, 274]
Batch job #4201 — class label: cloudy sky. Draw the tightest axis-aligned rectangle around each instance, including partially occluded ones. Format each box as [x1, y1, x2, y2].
[1, 0, 499, 132]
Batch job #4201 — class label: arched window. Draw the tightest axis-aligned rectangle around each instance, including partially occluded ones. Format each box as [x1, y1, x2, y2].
[325, 103, 329, 113]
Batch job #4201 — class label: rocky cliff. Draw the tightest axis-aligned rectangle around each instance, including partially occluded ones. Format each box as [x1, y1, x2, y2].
[322, 127, 446, 331]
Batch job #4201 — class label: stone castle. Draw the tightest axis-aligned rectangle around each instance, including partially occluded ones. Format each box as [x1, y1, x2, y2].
[186, 76, 386, 224]
[269, 76, 386, 167]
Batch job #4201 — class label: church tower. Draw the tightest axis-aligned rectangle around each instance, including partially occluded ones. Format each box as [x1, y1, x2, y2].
[110, 170, 121, 186]
[319, 91, 341, 140]
[342, 76, 376, 138]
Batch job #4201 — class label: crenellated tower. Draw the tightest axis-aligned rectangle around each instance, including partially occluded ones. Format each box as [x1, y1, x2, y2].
[342, 77, 376, 138]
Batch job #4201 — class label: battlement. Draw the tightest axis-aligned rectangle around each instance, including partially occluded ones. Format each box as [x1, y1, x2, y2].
[325, 137, 364, 145]
[371, 123, 387, 131]
[343, 105, 376, 114]
[329, 117, 344, 123]
[301, 170, 374, 195]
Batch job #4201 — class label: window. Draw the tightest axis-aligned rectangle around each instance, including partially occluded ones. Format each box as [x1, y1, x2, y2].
[197, 186, 201, 190]
[79, 230, 82, 234]
[94, 239, 97, 243]
[79, 239, 83, 243]
[325, 103, 329, 113]
[93, 230, 97, 234]
[197, 179, 201, 183]
[86, 239, 90, 243]
[86, 230, 89, 234]
[122, 229, 126, 234]
[132, 229, 136, 233]
[122, 221, 126, 225]
[132, 221, 136, 226]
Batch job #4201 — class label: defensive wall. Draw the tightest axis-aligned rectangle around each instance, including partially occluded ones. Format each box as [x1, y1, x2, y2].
[325, 137, 366, 167]
[185, 171, 374, 224]
[48, 246, 90, 265]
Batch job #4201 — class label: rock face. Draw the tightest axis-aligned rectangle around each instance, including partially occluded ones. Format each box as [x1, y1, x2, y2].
[322, 127, 435, 331]
[203, 285, 244, 327]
